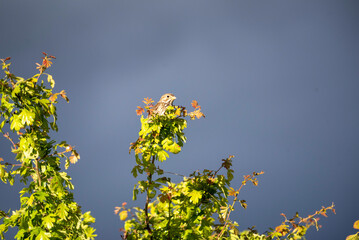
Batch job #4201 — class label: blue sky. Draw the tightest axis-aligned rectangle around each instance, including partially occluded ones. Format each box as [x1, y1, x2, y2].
[1, 1, 359, 239]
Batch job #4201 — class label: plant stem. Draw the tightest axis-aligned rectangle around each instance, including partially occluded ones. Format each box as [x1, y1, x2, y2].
[144, 156, 155, 237]
[34, 159, 41, 186]
[167, 199, 171, 240]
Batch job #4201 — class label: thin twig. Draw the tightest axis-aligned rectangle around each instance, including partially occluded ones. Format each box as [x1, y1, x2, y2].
[34, 159, 42, 186]
[3, 133, 17, 150]
[163, 171, 185, 177]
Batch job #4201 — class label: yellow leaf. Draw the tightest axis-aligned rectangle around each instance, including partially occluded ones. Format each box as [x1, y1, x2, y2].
[143, 97, 154, 105]
[69, 152, 80, 164]
[228, 187, 237, 196]
[354, 220, 359, 229]
[47, 74, 55, 88]
[59, 90, 69, 102]
[119, 211, 128, 221]
[175, 108, 181, 116]
[49, 93, 58, 102]
[27, 194, 35, 206]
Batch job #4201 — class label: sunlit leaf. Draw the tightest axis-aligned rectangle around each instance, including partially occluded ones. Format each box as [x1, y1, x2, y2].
[42, 57, 52, 68]
[47, 74, 55, 88]
[346, 234, 359, 240]
[19, 109, 35, 126]
[59, 90, 69, 102]
[143, 97, 154, 105]
[42, 215, 55, 229]
[57, 203, 69, 220]
[69, 153, 79, 164]
[157, 150, 169, 162]
[119, 211, 128, 221]
[228, 187, 237, 196]
[191, 100, 198, 109]
[136, 106, 144, 115]
[35, 231, 50, 240]
[354, 220, 359, 230]
[83, 211, 96, 223]
[188, 190, 203, 204]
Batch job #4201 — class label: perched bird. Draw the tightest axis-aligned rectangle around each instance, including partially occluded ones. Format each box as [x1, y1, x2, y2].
[150, 93, 176, 117]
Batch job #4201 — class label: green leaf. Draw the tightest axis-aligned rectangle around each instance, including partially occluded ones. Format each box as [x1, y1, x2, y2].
[42, 215, 55, 229]
[35, 191, 48, 202]
[157, 150, 169, 162]
[0, 165, 5, 179]
[10, 114, 23, 131]
[47, 74, 55, 88]
[84, 226, 97, 239]
[168, 142, 181, 154]
[35, 230, 50, 240]
[57, 203, 69, 220]
[19, 109, 35, 126]
[26, 194, 35, 206]
[346, 234, 359, 240]
[1, 97, 14, 112]
[83, 211, 96, 224]
[14, 229, 26, 239]
[188, 190, 203, 204]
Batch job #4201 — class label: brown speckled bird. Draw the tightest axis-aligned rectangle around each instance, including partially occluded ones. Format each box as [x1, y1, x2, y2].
[150, 93, 176, 117]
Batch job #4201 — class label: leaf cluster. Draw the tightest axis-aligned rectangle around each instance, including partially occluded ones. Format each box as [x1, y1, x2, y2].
[0, 54, 96, 239]
[346, 220, 359, 240]
[115, 98, 335, 240]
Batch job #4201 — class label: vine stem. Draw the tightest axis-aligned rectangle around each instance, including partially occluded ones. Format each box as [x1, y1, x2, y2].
[217, 181, 246, 239]
[144, 155, 155, 238]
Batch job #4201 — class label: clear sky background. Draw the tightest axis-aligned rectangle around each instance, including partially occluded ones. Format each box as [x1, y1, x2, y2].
[1, 1, 359, 239]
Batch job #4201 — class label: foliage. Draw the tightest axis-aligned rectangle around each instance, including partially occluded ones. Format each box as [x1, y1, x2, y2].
[0, 54, 96, 239]
[115, 98, 335, 239]
[346, 220, 359, 240]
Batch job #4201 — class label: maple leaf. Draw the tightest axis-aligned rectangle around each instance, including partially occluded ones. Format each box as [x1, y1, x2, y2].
[228, 187, 237, 196]
[143, 97, 154, 105]
[69, 150, 80, 164]
[36, 63, 44, 73]
[240, 199, 248, 209]
[49, 93, 58, 102]
[69, 155, 78, 164]
[114, 206, 121, 215]
[191, 100, 199, 109]
[221, 157, 233, 169]
[135, 148, 142, 155]
[275, 224, 289, 235]
[59, 90, 69, 102]
[175, 108, 181, 116]
[42, 57, 52, 68]
[136, 106, 144, 115]
[194, 110, 205, 119]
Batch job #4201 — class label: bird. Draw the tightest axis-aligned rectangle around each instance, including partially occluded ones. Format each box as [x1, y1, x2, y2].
[150, 93, 176, 117]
